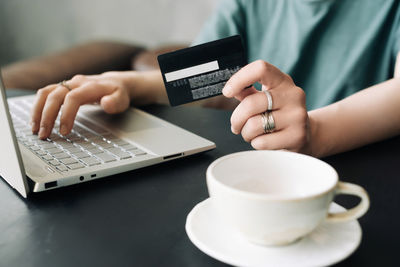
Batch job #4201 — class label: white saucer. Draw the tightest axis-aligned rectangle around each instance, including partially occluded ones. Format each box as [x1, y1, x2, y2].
[186, 198, 362, 267]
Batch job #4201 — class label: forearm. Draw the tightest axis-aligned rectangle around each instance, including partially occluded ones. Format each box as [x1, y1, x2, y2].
[309, 78, 400, 157]
[2, 41, 143, 90]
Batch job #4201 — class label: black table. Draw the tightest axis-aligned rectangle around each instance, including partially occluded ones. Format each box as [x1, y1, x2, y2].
[1, 90, 399, 267]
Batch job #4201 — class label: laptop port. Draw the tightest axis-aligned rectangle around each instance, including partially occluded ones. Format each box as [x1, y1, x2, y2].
[91, 174, 97, 178]
[79, 176, 84, 181]
[44, 181, 58, 189]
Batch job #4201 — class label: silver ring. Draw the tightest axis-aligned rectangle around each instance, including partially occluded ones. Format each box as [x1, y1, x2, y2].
[266, 111, 275, 133]
[59, 80, 72, 91]
[263, 90, 273, 111]
[261, 111, 275, 134]
[261, 112, 268, 134]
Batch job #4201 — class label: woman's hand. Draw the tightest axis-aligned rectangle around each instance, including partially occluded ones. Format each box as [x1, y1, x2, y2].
[223, 60, 312, 154]
[30, 71, 133, 139]
[30, 70, 166, 140]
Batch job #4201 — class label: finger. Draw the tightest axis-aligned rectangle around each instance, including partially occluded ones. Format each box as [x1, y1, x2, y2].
[59, 82, 116, 135]
[30, 84, 57, 133]
[100, 86, 130, 114]
[38, 85, 70, 139]
[250, 126, 307, 152]
[67, 74, 96, 88]
[232, 86, 258, 102]
[222, 60, 287, 98]
[231, 90, 279, 134]
[240, 110, 288, 142]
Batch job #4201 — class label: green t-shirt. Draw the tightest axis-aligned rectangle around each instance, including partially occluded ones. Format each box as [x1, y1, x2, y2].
[194, 0, 400, 110]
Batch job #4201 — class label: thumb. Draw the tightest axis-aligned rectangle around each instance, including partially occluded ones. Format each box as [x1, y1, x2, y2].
[100, 89, 130, 114]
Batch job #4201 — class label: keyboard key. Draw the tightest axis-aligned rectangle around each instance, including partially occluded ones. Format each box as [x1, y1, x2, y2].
[130, 149, 147, 156]
[21, 129, 33, 134]
[81, 132, 97, 139]
[39, 143, 57, 149]
[65, 133, 79, 141]
[102, 134, 118, 140]
[96, 140, 114, 149]
[114, 139, 130, 146]
[35, 149, 47, 156]
[53, 153, 70, 159]
[80, 157, 101, 166]
[87, 136, 103, 142]
[72, 124, 85, 132]
[105, 147, 123, 154]
[62, 143, 77, 149]
[42, 154, 53, 161]
[106, 147, 132, 159]
[68, 162, 85, 170]
[71, 138, 88, 145]
[56, 165, 68, 172]
[18, 135, 27, 141]
[72, 151, 91, 159]
[60, 158, 79, 165]
[78, 142, 97, 150]
[87, 147, 103, 154]
[23, 141, 36, 147]
[116, 152, 132, 159]
[47, 147, 63, 154]
[48, 133, 63, 141]
[122, 144, 137, 150]
[35, 139, 50, 144]
[49, 160, 60, 166]
[95, 153, 116, 163]
[29, 135, 40, 141]
[69, 136, 82, 142]
[64, 146, 82, 153]
[30, 145, 41, 151]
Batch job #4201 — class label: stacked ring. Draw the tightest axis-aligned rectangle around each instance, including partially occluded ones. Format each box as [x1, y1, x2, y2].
[261, 112, 268, 133]
[261, 111, 276, 134]
[261, 89, 275, 134]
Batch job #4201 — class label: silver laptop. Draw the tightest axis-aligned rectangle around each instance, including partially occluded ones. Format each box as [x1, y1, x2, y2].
[0, 74, 215, 198]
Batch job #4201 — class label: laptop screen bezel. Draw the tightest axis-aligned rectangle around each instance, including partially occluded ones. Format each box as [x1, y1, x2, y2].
[0, 71, 29, 197]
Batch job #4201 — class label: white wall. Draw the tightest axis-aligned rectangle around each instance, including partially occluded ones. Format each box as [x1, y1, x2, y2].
[0, 0, 217, 65]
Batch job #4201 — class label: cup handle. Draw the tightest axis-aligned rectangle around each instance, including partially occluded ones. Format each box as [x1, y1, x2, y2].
[326, 181, 370, 223]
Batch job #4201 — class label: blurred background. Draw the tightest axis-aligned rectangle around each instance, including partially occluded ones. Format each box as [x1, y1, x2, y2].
[0, 0, 217, 66]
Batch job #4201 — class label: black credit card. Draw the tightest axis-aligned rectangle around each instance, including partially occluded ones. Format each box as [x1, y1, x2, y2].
[157, 35, 247, 106]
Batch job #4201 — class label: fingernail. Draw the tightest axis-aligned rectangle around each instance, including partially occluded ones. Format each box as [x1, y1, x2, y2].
[60, 124, 67, 136]
[38, 126, 47, 139]
[222, 85, 232, 97]
[231, 125, 238, 135]
[31, 122, 38, 132]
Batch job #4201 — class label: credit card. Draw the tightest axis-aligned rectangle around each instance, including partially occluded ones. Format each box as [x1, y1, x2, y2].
[157, 35, 247, 106]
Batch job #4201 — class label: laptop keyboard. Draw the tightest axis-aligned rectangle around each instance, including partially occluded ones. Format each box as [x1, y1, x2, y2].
[8, 99, 147, 173]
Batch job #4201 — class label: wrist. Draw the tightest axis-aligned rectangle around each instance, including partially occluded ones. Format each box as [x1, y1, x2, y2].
[142, 70, 168, 105]
[120, 71, 139, 101]
[123, 70, 167, 106]
[307, 111, 324, 158]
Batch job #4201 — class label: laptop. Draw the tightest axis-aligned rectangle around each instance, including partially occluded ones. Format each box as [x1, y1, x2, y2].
[0, 74, 215, 198]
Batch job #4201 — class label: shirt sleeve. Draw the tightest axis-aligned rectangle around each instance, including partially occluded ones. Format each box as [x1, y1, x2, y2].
[192, 0, 246, 46]
[392, 6, 400, 63]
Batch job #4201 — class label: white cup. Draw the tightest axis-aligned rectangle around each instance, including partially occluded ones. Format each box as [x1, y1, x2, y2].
[206, 150, 369, 246]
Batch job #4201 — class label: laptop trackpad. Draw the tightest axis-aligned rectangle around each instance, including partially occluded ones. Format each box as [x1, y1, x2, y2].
[80, 108, 162, 133]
